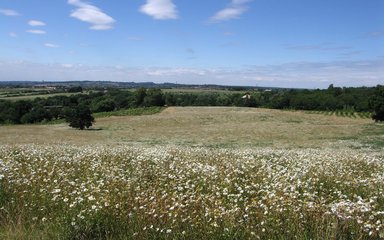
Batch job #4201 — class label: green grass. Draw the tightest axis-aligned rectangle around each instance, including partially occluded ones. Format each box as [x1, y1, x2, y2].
[358, 112, 372, 119]
[0, 145, 383, 239]
[162, 88, 236, 93]
[93, 107, 165, 118]
[361, 123, 384, 149]
[307, 110, 372, 119]
[0, 92, 77, 101]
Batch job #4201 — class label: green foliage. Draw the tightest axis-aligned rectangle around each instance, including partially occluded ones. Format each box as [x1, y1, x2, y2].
[134, 87, 147, 106]
[91, 98, 116, 112]
[67, 86, 83, 93]
[20, 106, 52, 124]
[216, 94, 231, 106]
[194, 93, 217, 106]
[370, 85, 384, 122]
[93, 107, 164, 118]
[0, 86, 380, 125]
[64, 104, 95, 130]
[143, 88, 165, 107]
[0, 100, 33, 124]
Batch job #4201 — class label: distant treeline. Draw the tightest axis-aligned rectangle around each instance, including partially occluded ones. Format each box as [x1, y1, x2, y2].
[0, 88, 163, 124]
[0, 85, 383, 124]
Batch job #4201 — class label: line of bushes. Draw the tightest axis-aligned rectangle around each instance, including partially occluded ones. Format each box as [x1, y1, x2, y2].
[0, 85, 383, 124]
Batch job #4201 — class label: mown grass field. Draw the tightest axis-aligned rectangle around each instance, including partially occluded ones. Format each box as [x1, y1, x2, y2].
[0, 107, 380, 148]
[0, 87, 94, 101]
[0, 92, 77, 101]
[0, 107, 383, 239]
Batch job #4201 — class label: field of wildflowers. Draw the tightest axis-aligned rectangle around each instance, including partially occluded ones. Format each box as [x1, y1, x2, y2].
[0, 144, 383, 239]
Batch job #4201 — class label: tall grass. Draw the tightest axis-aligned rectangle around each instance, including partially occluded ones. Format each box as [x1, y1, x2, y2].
[0, 145, 383, 239]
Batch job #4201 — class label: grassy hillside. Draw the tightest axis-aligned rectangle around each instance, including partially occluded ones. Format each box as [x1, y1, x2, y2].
[0, 107, 379, 148]
[0, 107, 383, 239]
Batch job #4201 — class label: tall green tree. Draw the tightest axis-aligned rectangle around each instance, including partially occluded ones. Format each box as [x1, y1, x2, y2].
[64, 104, 95, 130]
[134, 88, 147, 107]
[20, 106, 51, 124]
[143, 88, 165, 107]
[370, 85, 384, 122]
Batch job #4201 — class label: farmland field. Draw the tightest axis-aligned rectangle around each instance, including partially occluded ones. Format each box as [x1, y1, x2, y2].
[0, 107, 381, 148]
[0, 107, 383, 239]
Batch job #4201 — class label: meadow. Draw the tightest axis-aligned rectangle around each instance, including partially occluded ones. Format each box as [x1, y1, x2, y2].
[0, 87, 73, 101]
[0, 107, 383, 239]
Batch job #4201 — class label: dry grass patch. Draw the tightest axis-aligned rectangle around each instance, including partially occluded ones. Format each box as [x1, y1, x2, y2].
[0, 107, 373, 148]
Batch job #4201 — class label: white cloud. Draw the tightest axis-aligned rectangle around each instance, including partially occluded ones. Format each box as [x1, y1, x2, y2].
[68, 0, 89, 8]
[62, 64, 74, 68]
[0, 9, 20, 16]
[68, 0, 115, 30]
[0, 59, 383, 88]
[211, 8, 247, 21]
[128, 36, 144, 41]
[9, 32, 17, 37]
[28, 20, 46, 26]
[90, 24, 113, 30]
[147, 68, 206, 77]
[209, 0, 252, 23]
[26, 29, 46, 34]
[140, 0, 178, 20]
[44, 43, 59, 48]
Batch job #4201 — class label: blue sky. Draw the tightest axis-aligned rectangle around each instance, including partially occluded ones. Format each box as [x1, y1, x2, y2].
[0, 0, 383, 88]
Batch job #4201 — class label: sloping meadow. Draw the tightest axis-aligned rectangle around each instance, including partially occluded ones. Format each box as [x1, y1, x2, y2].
[0, 144, 383, 239]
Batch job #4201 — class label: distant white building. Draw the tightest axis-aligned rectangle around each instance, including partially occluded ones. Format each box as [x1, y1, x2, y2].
[242, 93, 251, 99]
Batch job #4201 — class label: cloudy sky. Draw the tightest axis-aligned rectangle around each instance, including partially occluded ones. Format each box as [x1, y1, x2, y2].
[0, 0, 383, 88]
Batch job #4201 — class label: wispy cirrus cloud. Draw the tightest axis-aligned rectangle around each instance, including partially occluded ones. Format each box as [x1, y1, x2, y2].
[127, 36, 144, 41]
[26, 29, 46, 35]
[185, 48, 195, 54]
[286, 43, 364, 59]
[0, 9, 20, 16]
[9, 32, 17, 38]
[140, 0, 178, 20]
[286, 43, 352, 52]
[44, 43, 59, 48]
[338, 51, 362, 59]
[28, 20, 46, 26]
[68, 0, 115, 30]
[209, 0, 252, 23]
[146, 68, 206, 77]
[368, 31, 384, 38]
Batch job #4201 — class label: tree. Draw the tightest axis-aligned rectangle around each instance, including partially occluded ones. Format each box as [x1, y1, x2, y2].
[143, 88, 165, 107]
[216, 94, 231, 106]
[134, 88, 147, 107]
[67, 86, 83, 93]
[370, 85, 384, 122]
[92, 98, 116, 112]
[20, 106, 51, 124]
[12, 100, 33, 123]
[64, 104, 94, 130]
